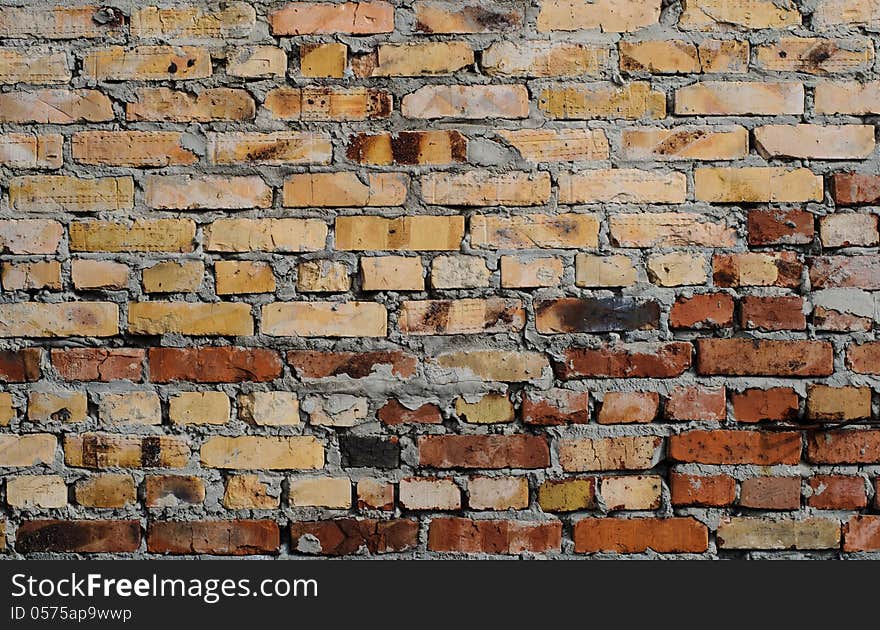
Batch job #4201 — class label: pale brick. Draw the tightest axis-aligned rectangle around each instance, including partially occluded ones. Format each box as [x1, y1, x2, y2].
[537, 0, 660, 32]
[215, 261, 276, 294]
[224, 476, 280, 509]
[336, 216, 463, 251]
[262, 302, 387, 337]
[483, 42, 606, 77]
[270, 2, 394, 35]
[264, 87, 391, 121]
[501, 256, 563, 288]
[205, 218, 326, 253]
[27, 391, 88, 423]
[815, 81, 880, 114]
[127, 87, 255, 122]
[559, 169, 687, 204]
[679, 0, 801, 30]
[455, 393, 514, 424]
[620, 126, 748, 161]
[303, 394, 367, 427]
[0, 49, 70, 83]
[9, 176, 133, 212]
[226, 46, 287, 78]
[431, 255, 490, 289]
[675, 82, 804, 115]
[128, 302, 253, 336]
[142, 261, 204, 293]
[0, 133, 63, 169]
[0, 434, 56, 467]
[820, 214, 879, 248]
[698, 40, 749, 73]
[559, 436, 662, 472]
[131, 4, 255, 39]
[600, 475, 662, 511]
[72, 131, 197, 167]
[498, 129, 609, 162]
[169, 392, 230, 425]
[239, 392, 300, 426]
[0, 6, 122, 39]
[289, 477, 351, 508]
[0, 303, 118, 337]
[400, 478, 461, 510]
[609, 213, 737, 248]
[647, 252, 708, 287]
[83, 46, 211, 81]
[717, 517, 840, 550]
[70, 220, 195, 253]
[200, 436, 323, 470]
[413, 2, 523, 34]
[357, 478, 393, 510]
[207, 132, 331, 165]
[361, 256, 424, 291]
[99, 392, 161, 426]
[0, 393, 14, 426]
[1, 261, 62, 291]
[145, 175, 272, 210]
[431, 350, 549, 383]
[755, 38, 873, 74]
[401, 85, 529, 119]
[576, 254, 637, 287]
[297, 260, 350, 293]
[814, 0, 880, 27]
[283, 173, 407, 207]
[468, 477, 529, 510]
[471, 213, 599, 249]
[695, 167, 823, 203]
[75, 474, 137, 509]
[6, 475, 66, 508]
[754, 125, 874, 160]
[540, 82, 665, 119]
[0, 220, 63, 255]
[422, 171, 550, 206]
[620, 40, 700, 74]
[71, 260, 129, 290]
[373, 42, 473, 76]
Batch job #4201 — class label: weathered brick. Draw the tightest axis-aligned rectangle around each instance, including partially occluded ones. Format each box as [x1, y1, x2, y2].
[131, 4, 254, 39]
[559, 169, 687, 204]
[540, 82, 665, 119]
[127, 87, 255, 122]
[670, 473, 735, 507]
[288, 350, 417, 380]
[807, 430, 880, 464]
[0, 133, 62, 168]
[216, 261, 276, 295]
[679, 0, 801, 30]
[17, 520, 140, 553]
[695, 167, 822, 203]
[0, 220, 63, 255]
[400, 478, 461, 510]
[297, 260, 350, 293]
[145, 175, 271, 210]
[205, 218, 326, 253]
[670, 293, 735, 329]
[284, 172, 406, 207]
[717, 518, 840, 550]
[264, 87, 391, 121]
[484, 42, 606, 77]
[844, 516, 880, 552]
[610, 212, 735, 248]
[10, 175, 133, 212]
[6, 475, 67, 508]
[807, 385, 871, 422]
[740, 477, 801, 510]
[398, 298, 524, 335]
[422, 171, 550, 206]
[1, 260, 62, 290]
[596, 392, 659, 424]
[810, 256, 880, 289]
[574, 518, 708, 554]
[756, 38, 873, 74]
[675, 82, 804, 115]
[262, 301, 387, 337]
[557, 343, 693, 379]
[0, 348, 41, 383]
[600, 475, 662, 511]
[0, 49, 70, 83]
[83, 46, 211, 81]
[747, 209, 815, 246]
[537, 0, 660, 32]
[621, 126, 748, 160]
[538, 479, 595, 512]
[819, 214, 878, 248]
[71, 260, 129, 290]
[419, 435, 549, 469]
[378, 400, 441, 425]
[468, 477, 529, 511]
[696, 339, 833, 377]
[498, 129, 608, 162]
[75, 475, 137, 509]
[535, 297, 660, 333]
[731, 388, 800, 423]
[357, 479, 394, 510]
[226, 46, 286, 78]
[560, 436, 661, 472]
[145, 475, 205, 508]
[0, 434, 56, 467]
[72, 131, 196, 167]
[522, 389, 589, 426]
[149, 520, 279, 555]
[848, 341, 880, 375]
[0, 6, 122, 39]
[713, 252, 803, 288]
[755, 124, 874, 160]
[647, 252, 708, 287]
[740, 296, 806, 331]
[402, 85, 529, 119]
[290, 519, 417, 555]
[669, 430, 802, 465]
[271, 2, 393, 35]
[502, 256, 563, 288]
[0, 303, 118, 338]
[70, 220, 195, 253]
[471, 213, 598, 249]
[808, 476, 867, 510]
[149, 347, 281, 384]
[240, 392, 300, 426]
[454, 393, 513, 424]
[52, 349, 143, 382]
[413, 2, 522, 33]
[142, 261, 204, 294]
[169, 392, 230, 425]
[225, 476, 280, 510]
[27, 390, 88, 423]
[428, 518, 561, 554]
[65, 434, 189, 469]
[347, 130, 466, 166]
[289, 477, 350, 509]
[816, 81, 880, 115]
[666, 386, 726, 422]
[300, 43, 346, 78]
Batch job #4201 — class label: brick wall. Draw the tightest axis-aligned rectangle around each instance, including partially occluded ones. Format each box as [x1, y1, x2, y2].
[1, 0, 879, 558]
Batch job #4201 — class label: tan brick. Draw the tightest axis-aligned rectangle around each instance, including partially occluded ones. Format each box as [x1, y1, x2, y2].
[0, 303, 118, 337]
[142, 261, 204, 293]
[71, 260, 129, 290]
[226, 46, 287, 78]
[413, 2, 523, 34]
[501, 256, 563, 288]
[64, 434, 189, 469]
[83, 46, 211, 81]
[127, 87, 255, 122]
[756, 38, 873, 74]
[6, 475, 66, 508]
[70, 220, 195, 253]
[600, 475, 662, 511]
[814, 0, 880, 27]
[145, 475, 205, 507]
[609, 213, 737, 248]
[559, 436, 662, 472]
[576, 254, 637, 287]
[9, 176, 133, 212]
[224, 475, 280, 509]
[807, 385, 871, 422]
[131, 4, 255, 39]
[621, 126, 748, 161]
[75, 474, 137, 509]
[468, 477, 529, 510]
[264, 87, 391, 121]
[695, 167, 822, 203]
[337, 216, 462, 251]
[207, 132, 330, 165]
[72, 131, 196, 167]
[471, 213, 599, 249]
[289, 477, 351, 508]
[0, 49, 70, 83]
[537, 0, 660, 32]
[300, 43, 346, 78]
[422, 171, 550, 206]
[357, 478, 394, 510]
[0, 434, 56, 467]
[283, 173, 407, 207]
[373, 42, 473, 76]
[431, 255, 490, 289]
[294, 260, 350, 294]
[0, 220, 64, 255]
[820, 214, 879, 248]
[128, 302, 253, 336]
[169, 392, 230, 425]
[498, 129, 608, 162]
[402, 85, 529, 119]
[679, 0, 801, 29]
[99, 391, 161, 426]
[432, 350, 549, 383]
[698, 40, 749, 73]
[200, 436, 323, 470]
[399, 298, 524, 335]
[0, 6, 122, 39]
[540, 82, 665, 119]
[754, 124, 874, 160]
[145, 175, 271, 210]
[815, 81, 880, 114]
[239, 392, 300, 426]
[262, 302, 387, 337]
[400, 477, 460, 510]
[717, 517, 840, 550]
[270, 2, 394, 35]
[620, 40, 700, 74]
[0, 393, 14, 426]
[27, 391, 88, 423]
[216, 261, 276, 294]
[361, 256, 424, 291]
[455, 393, 514, 424]
[483, 42, 606, 77]
[559, 169, 686, 204]
[205, 218, 326, 253]
[675, 82, 804, 115]
[647, 252, 708, 287]
[538, 479, 594, 512]
[0, 133, 62, 169]
[1, 261, 62, 291]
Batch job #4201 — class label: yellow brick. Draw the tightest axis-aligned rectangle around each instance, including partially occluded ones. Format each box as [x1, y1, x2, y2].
[75, 474, 137, 508]
[620, 126, 749, 161]
[99, 391, 161, 425]
[600, 475, 662, 510]
[559, 436, 661, 472]
[398, 298, 524, 335]
[1, 261, 62, 291]
[754, 124, 875, 160]
[169, 392, 230, 425]
[9, 176, 133, 212]
[647, 252, 708, 286]
[483, 42, 606, 77]
[432, 350, 549, 382]
[537, 0, 660, 32]
[297, 260, 350, 293]
[0, 303, 118, 337]
[539, 82, 665, 119]
[224, 475, 280, 509]
[675, 81, 804, 115]
[300, 43, 347, 77]
[620, 40, 700, 74]
[0, 49, 70, 83]
[264, 87, 391, 121]
[142, 261, 204, 293]
[755, 37, 873, 74]
[262, 302, 387, 337]
[500, 256, 563, 288]
[559, 169, 687, 204]
[0, 434, 56, 467]
[0, 6, 122, 39]
[72, 131, 197, 166]
[27, 391, 88, 423]
[239, 392, 300, 426]
[201, 436, 323, 470]
[498, 129, 608, 162]
[205, 218, 326, 253]
[6, 475, 67, 508]
[455, 393, 514, 424]
[401, 85, 529, 119]
[807, 385, 871, 421]
[698, 40, 749, 73]
[289, 477, 351, 508]
[145, 175, 272, 210]
[336, 216, 463, 251]
[538, 479, 593, 512]
[226, 46, 287, 78]
[131, 3, 255, 38]
[0, 392, 14, 426]
[430, 255, 490, 289]
[814, 0, 880, 27]
[694, 167, 823, 203]
[283, 172, 407, 207]
[215, 261, 276, 294]
[128, 302, 253, 336]
[0, 133, 63, 169]
[71, 260, 129, 290]
[83, 46, 212, 81]
[207, 132, 331, 165]
[679, 0, 801, 29]
[127, 87, 255, 122]
[361, 256, 424, 291]
[609, 213, 736, 247]
[70, 220, 196, 253]
[575, 254, 637, 287]
[470, 213, 599, 249]
[373, 42, 473, 76]
[64, 433, 189, 469]
[421, 171, 550, 206]
[0, 89, 113, 124]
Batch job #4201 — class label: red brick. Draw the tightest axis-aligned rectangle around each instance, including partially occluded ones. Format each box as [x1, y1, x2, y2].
[377, 399, 442, 425]
[16, 520, 140, 553]
[51, 348, 143, 382]
[747, 209, 814, 246]
[844, 515, 880, 552]
[669, 293, 734, 329]
[287, 350, 417, 379]
[810, 256, 880, 289]
[522, 389, 589, 425]
[731, 388, 800, 423]
[739, 296, 806, 331]
[665, 386, 726, 422]
[696, 339, 833, 376]
[0, 348, 41, 382]
[556, 342, 692, 379]
[428, 518, 561, 554]
[670, 473, 735, 507]
[808, 476, 867, 510]
[597, 391, 659, 424]
[847, 341, 880, 374]
[833, 173, 880, 205]
[807, 430, 880, 464]
[573, 518, 708, 554]
[148, 520, 279, 555]
[149, 347, 282, 383]
[669, 430, 802, 465]
[418, 435, 550, 469]
[290, 518, 418, 555]
[739, 477, 801, 510]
